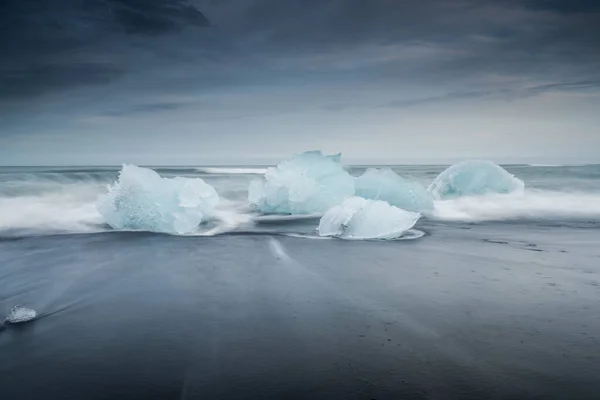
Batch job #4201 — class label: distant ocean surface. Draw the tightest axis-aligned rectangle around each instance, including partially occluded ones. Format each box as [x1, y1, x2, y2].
[1, 164, 600, 236]
[2, 164, 600, 399]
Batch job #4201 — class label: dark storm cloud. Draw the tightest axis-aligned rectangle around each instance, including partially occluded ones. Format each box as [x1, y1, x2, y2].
[0, 0, 208, 98]
[1, 0, 599, 109]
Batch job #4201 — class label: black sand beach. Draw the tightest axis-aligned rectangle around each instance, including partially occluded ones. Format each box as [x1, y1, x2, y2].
[2, 221, 599, 399]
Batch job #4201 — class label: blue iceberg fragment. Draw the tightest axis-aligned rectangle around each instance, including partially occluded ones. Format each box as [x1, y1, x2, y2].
[355, 168, 433, 212]
[318, 197, 421, 240]
[97, 165, 219, 234]
[248, 151, 355, 214]
[428, 160, 524, 200]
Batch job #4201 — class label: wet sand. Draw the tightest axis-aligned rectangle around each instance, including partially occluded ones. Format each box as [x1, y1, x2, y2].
[1, 222, 599, 399]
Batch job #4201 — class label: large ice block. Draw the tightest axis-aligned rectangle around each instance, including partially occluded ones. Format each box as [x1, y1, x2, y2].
[97, 165, 219, 234]
[428, 160, 524, 200]
[248, 151, 355, 214]
[355, 168, 433, 212]
[317, 197, 421, 240]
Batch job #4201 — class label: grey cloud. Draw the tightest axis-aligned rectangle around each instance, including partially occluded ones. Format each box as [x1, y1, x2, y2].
[521, 0, 600, 13]
[383, 80, 600, 108]
[1, 62, 123, 99]
[101, 101, 192, 117]
[99, 99, 220, 117]
[110, 0, 209, 34]
[1, 0, 599, 114]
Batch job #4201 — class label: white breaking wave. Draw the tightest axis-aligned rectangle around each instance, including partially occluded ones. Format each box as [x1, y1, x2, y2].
[194, 198, 255, 236]
[197, 167, 267, 175]
[431, 189, 600, 222]
[0, 185, 105, 234]
[2, 167, 600, 237]
[2, 187, 600, 236]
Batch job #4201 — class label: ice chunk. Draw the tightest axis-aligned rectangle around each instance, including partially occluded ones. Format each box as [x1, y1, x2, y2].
[355, 168, 433, 212]
[97, 165, 219, 234]
[318, 197, 421, 240]
[428, 160, 524, 200]
[5, 305, 37, 324]
[249, 151, 355, 214]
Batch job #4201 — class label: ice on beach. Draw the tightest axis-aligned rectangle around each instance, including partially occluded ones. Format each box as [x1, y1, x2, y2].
[248, 151, 355, 214]
[355, 168, 433, 212]
[318, 197, 421, 240]
[428, 160, 525, 200]
[5, 305, 37, 324]
[97, 164, 219, 234]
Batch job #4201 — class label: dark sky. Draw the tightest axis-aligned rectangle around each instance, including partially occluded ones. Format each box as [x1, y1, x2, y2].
[1, 0, 599, 165]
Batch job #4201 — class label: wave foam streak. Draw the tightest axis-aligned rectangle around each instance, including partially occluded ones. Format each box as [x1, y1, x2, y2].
[0, 185, 105, 234]
[431, 190, 600, 222]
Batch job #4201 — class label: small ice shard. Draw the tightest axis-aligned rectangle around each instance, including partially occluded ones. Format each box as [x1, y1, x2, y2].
[5, 305, 37, 324]
[97, 164, 219, 234]
[318, 197, 421, 240]
[248, 151, 355, 214]
[355, 168, 433, 212]
[428, 160, 525, 200]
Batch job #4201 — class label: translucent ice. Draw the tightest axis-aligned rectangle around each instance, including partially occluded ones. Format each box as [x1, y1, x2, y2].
[97, 165, 219, 234]
[355, 168, 433, 212]
[428, 160, 525, 200]
[5, 305, 37, 324]
[318, 197, 421, 240]
[248, 151, 355, 214]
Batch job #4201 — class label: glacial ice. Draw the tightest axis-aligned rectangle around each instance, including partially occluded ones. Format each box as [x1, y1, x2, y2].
[318, 197, 421, 240]
[355, 168, 433, 212]
[248, 151, 355, 214]
[428, 160, 525, 200]
[97, 165, 219, 234]
[5, 305, 37, 324]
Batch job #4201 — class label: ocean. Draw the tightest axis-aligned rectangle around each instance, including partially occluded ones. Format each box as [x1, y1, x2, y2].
[1, 164, 600, 399]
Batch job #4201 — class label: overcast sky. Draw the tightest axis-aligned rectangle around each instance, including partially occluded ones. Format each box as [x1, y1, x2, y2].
[1, 0, 599, 165]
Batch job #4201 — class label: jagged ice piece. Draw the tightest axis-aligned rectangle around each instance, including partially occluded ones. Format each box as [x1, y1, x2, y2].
[248, 151, 355, 214]
[355, 168, 433, 212]
[318, 197, 421, 240]
[97, 164, 219, 234]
